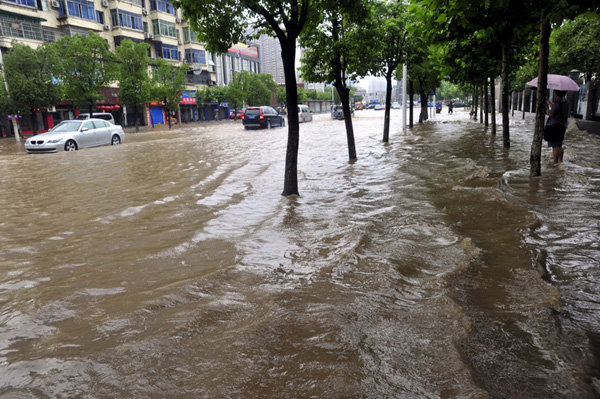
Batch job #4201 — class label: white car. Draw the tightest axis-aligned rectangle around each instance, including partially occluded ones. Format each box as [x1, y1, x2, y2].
[298, 104, 313, 122]
[24, 119, 124, 154]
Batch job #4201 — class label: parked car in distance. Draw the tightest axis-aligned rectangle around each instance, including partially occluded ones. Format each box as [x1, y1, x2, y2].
[391, 102, 401, 109]
[374, 104, 384, 110]
[243, 106, 285, 129]
[75, 112, 115, 125]
[298, 104, 313, 122]
[230, 108, 245, 119]
[452, 102, 465, 108]
[24, 119, 124, 154]
[331, 105, 353, 119]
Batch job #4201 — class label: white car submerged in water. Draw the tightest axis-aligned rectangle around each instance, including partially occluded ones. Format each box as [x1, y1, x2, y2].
[24, 119, 125, 154]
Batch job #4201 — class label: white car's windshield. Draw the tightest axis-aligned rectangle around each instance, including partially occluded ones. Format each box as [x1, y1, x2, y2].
[51, 121, 82, 132]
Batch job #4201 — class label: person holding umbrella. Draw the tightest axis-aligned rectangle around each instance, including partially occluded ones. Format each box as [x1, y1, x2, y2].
[545, 89, 569, 164]
[527, 74, 579, 165]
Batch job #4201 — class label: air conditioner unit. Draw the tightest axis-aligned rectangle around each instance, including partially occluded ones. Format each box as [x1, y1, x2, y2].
[50, 0, 60, 8]
[177, 39, 182, 45]
[104, 24, 110, 30]
[144, 32, 153, 40]
[175, 17, 182, 23]
[142, 8, 148, 15]
[101, 0, 108, 7]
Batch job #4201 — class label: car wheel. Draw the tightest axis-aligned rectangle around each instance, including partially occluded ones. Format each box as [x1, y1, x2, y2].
[64, 140, 78, 151]
[111, 135, 121, 145]
[267, 120, 272, 129]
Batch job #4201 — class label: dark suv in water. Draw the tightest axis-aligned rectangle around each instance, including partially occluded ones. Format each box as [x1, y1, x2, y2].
[242, 106, 285, 129]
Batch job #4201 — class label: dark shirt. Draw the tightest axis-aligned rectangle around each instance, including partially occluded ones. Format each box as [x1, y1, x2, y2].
[548, 98, 569, 126]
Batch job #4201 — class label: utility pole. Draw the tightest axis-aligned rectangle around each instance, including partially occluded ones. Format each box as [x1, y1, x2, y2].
[402, 64, 407, 132]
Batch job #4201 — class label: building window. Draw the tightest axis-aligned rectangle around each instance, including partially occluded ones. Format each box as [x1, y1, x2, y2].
[152, 19, 176, 37]
[183, 27, 197, 42]
[149, 0, 174, 14]
[155, 43, 179, 60]
[110, 9, 142, 30]
[185, 49, 206, 64]
[60, 0, 96, 21]
[96, 10, 104, 24]
[0, 13, 43, 40]
[3, 0, 36, 7]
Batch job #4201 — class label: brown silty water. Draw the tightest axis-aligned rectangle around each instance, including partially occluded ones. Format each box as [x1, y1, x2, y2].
[0, 107, 598, 398]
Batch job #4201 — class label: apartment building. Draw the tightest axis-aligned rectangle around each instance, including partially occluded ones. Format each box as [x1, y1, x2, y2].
[0, 0, 260, 130]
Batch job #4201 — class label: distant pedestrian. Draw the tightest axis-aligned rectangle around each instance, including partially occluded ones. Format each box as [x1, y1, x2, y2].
[448, 101, 453, 114]
[545, 90, 569, 164]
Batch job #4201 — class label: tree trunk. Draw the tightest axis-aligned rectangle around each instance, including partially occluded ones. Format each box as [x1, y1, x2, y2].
[165, 97, 172, 129]
[281, 40, 300, 196]
[134, 104, 140, 132]
[88, 102, 94, 121]
[491, 76, 497, 136]
[530, 10, 551, 177]
[418, 90, 427, 123]
[334, 82, 357, 161]
[484, 78, 489, 127]
[383, 70, 394, 143]
[30, 105, 38, 136]
[409, 80, 414, 128]
[501, 43, 511, 148]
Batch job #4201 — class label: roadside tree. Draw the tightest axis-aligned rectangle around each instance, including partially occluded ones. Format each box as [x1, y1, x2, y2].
[150, 58, 187, 129]
[300, 0, 373, 159]
[369, 0, 409, 143]
[115, 39, 151, 132]
[53, 32, 116, 118]
[174, 0, 318, 196]
[3, 41, 61, 135]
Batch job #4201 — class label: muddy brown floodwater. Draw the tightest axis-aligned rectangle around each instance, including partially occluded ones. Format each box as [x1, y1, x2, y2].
[0, 108, 598, 398]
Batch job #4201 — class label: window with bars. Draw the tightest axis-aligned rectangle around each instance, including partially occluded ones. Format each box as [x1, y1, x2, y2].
[0, 13, 43, 40]
[3, 0, 36, 7]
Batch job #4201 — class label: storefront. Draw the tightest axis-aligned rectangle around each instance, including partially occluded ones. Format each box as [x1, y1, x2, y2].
[180, 91, 198, 122]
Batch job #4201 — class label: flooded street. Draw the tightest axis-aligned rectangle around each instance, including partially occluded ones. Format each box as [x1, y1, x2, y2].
[0, 108, 598, 398]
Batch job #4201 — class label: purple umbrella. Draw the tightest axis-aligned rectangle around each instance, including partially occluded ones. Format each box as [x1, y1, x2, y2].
[526, 74, 580, 91]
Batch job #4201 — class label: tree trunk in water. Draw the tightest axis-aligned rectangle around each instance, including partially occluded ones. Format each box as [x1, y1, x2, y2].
[281, 40, 300, 196]
[383, 71, 393, 143]
[334, 82, 357, 161]
[166, 98, 172, 129]
[409, 81, 414, 128]
[491, 76, 497, 136]
[134, 104, 140, 132]
[418, 90, 428, 123]
[501, 43, 511, 148]
[530, 10, 551, 177]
